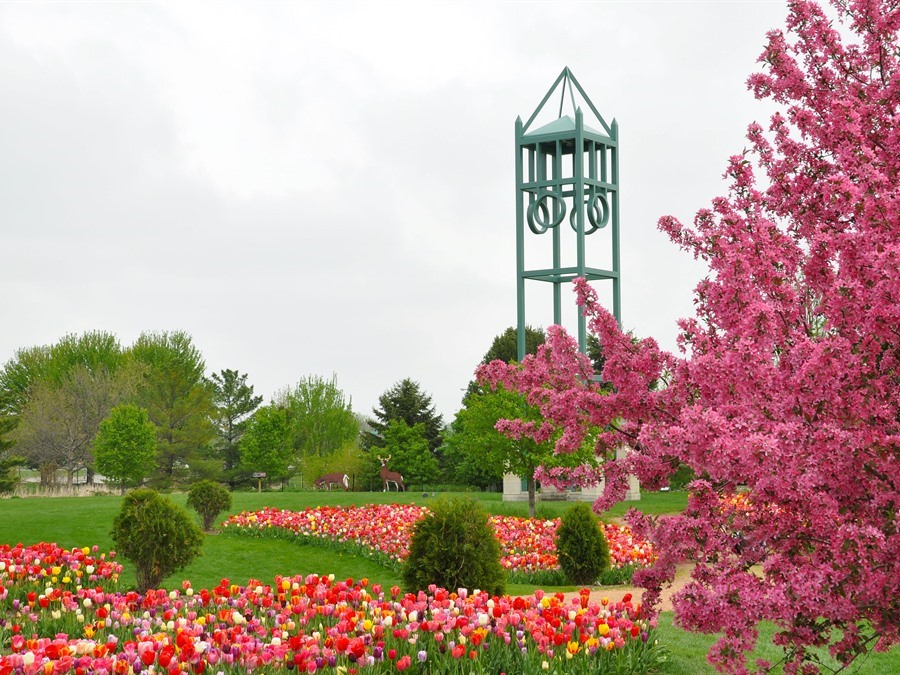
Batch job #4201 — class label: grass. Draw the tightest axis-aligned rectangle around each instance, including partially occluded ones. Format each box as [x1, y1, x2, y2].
[0, 488, 680, 592]
[2, 488, 894, 674]
[654, 614, 900, 674]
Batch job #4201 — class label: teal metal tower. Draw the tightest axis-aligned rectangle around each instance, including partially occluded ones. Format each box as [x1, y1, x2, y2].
[516, 67, 620, 362]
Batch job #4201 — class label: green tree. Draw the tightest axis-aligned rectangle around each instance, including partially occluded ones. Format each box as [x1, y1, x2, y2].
[129, 331, 216, 487]
[0, 331, 125, 418]
[1, 332, 123, 407]
[482, 325, 546, 365]
[187, 480, 232, 532]
[93, 404, 157, 492]
[402, 497, 505, 596]
[442, 423, 504, 491]
[466, 327, 609, 399]
[449, 386, 594, 517]
[464, 326, 545, 400]
[556, 503, 610, 585]
[0, 416, 24, 494]
[12, 365, 138, 487]
[210, 369, 262, 473]
[0, 346, 50, 418]
[275, 374, 358, 458]
[111, 488, 204, 592]
[382, 420, 438, 491]
[363, 379, 443, 453]
[239, 405, 293, 483]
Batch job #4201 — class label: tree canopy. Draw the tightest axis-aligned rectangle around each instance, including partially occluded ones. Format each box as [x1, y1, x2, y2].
[382, 420, 438, 491]
[275, 374, 358, 458]
[0, 331, 125, 418]
[93, 404, 157, 491]
[362, 379, 443, 453]
[12, 365, 136, 486]
[130, 331, 216, 487]
[239, 405, 293, 482]
[478, 1, 900, 671]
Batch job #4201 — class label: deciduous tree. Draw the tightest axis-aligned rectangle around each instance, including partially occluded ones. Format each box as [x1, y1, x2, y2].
[449, 385, 593, 517]
[239, 405, 293, 483]
[382, 420, 438, 492]
[274, 374, 358, 458]
[12, 365, 137, 486]
[0, 331, 124, 418]
[478, 1, 900, 671]
[129, 331, 216, 487]
[93, 404, 157, 491]
[464, 326, 545, 400]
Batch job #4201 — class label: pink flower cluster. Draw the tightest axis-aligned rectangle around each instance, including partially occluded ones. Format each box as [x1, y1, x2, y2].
[0, 546, 661, 674]
[223, 505, 656, 573]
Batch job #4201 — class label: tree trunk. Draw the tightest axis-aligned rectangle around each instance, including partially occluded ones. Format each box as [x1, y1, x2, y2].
[527, 477, 536, 519]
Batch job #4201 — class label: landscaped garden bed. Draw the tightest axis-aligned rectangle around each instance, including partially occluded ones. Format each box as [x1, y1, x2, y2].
[0, 542, 663, 674]
[222, 504, 657, 585]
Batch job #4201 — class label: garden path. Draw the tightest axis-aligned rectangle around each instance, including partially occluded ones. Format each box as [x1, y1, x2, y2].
[562, 563, 694, 613]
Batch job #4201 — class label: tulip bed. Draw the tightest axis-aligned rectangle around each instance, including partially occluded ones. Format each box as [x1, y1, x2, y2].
[221, 505, 656, 585]
[0, 542, 665, 674]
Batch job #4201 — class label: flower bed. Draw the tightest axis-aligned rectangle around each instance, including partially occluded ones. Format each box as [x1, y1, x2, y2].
[0, 543, 663, 674]
[223, 505, 656, 584]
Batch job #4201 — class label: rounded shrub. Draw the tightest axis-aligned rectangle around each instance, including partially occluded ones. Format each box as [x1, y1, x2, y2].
[556, 502, 610, 585]
[187, 480, 233, 531]
[112, 488, 204, 592]
[402, 497, 505, 596]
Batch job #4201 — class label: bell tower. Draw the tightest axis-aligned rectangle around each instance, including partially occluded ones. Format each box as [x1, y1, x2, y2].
[515, 67, 620, 361]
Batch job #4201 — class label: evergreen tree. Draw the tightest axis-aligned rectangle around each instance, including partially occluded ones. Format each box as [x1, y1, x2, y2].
[0, 416, 24, 494]
[362, 379, 443, 453]
[210, 369, 262, 472]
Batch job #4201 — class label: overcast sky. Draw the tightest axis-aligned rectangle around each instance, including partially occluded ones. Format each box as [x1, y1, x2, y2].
[1, 1, 790, 422]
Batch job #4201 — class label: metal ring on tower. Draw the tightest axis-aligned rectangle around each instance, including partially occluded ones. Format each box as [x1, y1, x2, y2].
[569, 191, 610, 234]
[526, 191, 566, 234]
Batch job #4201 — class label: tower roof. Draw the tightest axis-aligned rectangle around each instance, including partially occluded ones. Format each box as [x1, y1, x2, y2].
[521, 67, 612, 136]
[522, 114, 605, 139]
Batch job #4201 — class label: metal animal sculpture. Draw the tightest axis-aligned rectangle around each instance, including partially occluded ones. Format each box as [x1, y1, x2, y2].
[314, 472, 350, 491]
[377, 455, 406, 492]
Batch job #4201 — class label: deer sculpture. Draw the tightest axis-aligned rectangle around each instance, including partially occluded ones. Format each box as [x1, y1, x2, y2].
[314, 472, 350, 491]
[378, 455, 405, 492]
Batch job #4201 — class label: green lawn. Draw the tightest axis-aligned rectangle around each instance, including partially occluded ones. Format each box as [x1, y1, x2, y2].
[2, 489, 895, 674]
[0, 488, 681, 593]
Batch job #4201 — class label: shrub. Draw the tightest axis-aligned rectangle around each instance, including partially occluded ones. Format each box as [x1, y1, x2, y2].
[556, 503, 610, 585]
[402, 497, 505, 596]
[111, 488, 204, 592]
[187, 480, 232, 531]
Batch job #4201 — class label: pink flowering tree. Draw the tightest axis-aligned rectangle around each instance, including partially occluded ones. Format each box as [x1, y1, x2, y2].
[477, 1, 899, 672]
